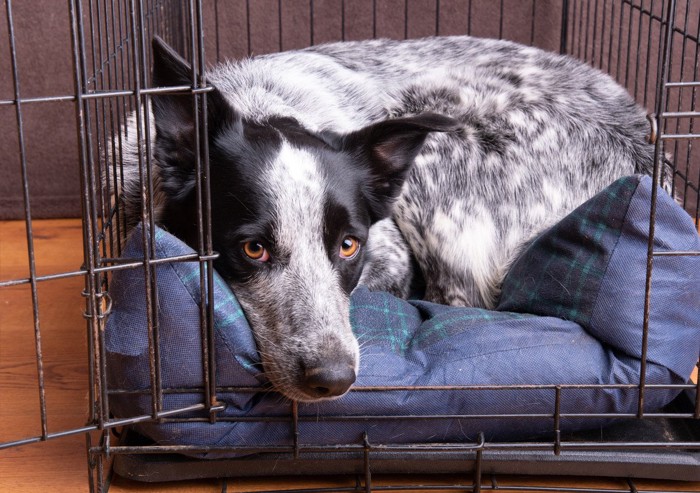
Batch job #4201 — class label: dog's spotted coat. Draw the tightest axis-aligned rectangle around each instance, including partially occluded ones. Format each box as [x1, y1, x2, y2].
[118, 36, 654, 402]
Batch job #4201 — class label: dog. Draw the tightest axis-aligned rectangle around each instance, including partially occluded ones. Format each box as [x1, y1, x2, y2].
[117, 35, 655, 402]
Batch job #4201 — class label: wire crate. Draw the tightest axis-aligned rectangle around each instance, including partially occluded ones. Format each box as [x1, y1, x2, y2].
[1, 1, 699, 492]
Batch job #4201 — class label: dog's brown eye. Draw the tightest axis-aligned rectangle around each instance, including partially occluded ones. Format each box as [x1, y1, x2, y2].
[339, 237, 360, 259]
[243, 241, 270, 262]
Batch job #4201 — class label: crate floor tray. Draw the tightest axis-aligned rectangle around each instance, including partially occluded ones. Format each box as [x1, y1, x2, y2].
[112, 392, 700, 483]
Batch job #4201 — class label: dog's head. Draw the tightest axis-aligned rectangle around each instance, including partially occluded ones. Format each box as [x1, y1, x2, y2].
[148, 37, 458, 401]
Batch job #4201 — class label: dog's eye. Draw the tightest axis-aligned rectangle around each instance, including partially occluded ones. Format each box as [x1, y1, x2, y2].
[242, 241, 270, 262]
[339, 237, 360, 259]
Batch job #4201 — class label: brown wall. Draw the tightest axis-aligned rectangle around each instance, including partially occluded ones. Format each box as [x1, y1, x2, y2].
[1, 1, 80, 219]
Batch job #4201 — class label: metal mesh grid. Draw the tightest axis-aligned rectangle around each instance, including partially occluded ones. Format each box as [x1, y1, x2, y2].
[564, 0, 700, 223]
[0, 1, 698, 492]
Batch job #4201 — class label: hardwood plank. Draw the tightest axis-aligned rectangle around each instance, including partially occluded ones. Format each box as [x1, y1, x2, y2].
[0, 218, 84, 281]
[0, 434, 90, 493]
[0, 219, 91, 493]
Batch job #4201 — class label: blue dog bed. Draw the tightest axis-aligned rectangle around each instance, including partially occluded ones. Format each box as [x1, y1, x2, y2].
[106, 175, 700, 458]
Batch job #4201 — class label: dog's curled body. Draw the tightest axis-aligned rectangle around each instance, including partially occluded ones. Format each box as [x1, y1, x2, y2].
[119, 36, 654, 401]
[206, 37, 653, 307]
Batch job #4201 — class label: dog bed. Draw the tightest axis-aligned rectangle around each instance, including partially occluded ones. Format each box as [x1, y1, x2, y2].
[106, 175, 700, 458]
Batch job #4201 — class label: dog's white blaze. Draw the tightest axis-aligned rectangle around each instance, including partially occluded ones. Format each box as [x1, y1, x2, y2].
[273, 143, 323, 190]
[263, 141, 359, 374]
[264, 142, 327, 259]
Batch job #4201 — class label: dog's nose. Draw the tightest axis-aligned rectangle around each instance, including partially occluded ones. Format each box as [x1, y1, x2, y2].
[302, 364, 356, 398]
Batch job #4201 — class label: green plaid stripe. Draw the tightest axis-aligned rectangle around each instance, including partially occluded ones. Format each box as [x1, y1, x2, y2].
[351, 292, 533, 355]
[408, 308, 534, 350]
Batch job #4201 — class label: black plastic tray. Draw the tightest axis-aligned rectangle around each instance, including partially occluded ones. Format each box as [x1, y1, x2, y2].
[112, 390, 700, 483]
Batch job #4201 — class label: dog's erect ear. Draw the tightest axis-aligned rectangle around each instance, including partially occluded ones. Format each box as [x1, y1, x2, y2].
[151, 36, 237, 200]
[341, 113, 460, 221]
[151, 35, 237, 129]
[152, 36, 190, 91]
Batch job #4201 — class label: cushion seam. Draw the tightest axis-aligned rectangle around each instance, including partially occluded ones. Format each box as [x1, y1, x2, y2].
[586, 177, 642, 336]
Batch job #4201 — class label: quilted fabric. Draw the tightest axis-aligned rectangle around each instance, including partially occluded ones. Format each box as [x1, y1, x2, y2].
[105, 175, 700, 458]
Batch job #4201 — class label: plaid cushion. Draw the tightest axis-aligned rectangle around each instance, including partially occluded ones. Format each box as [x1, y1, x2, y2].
[498, 175, 700, 378]
[106, 175, 700, 458]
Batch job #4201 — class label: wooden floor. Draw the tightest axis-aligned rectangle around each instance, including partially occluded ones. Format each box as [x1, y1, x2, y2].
[0, 218, 698, 493]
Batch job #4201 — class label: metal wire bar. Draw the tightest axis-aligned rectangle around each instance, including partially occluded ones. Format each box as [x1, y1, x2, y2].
[94, 438, 700, 457]
[473, 433, 484, 493]
[88, 0, 115, 440]
[69, 0, 97, 438]
[104, 0, 123, 259]
[660, 132, 700, 139]
[104, 381, 700, 394]
[666, 81, 700, 87]
[123, 411, 700, 424]
[561, 0, 570, 53]
[437, 0, 443, 36]
[0, 252, 221, 289]
[183, 0, 219, 422]
[160, 483, 694, 493]
[608, 0, 618, 73]
[498, 0, 504, 40]
[137, 371, 700, 398]
[144, 0, 166, 425]
[87, 0, 108, 262]
[678, 0, 700, 217]
[640, 0, 679, 419]
[0, 84, 213, 108]
[614, 0, 625, 81]
[4, 0, 49, 442]
[124, 0, 160, 422]
[86, 433, 98, 493]
[584, 0, 593, 63]
[363, 433, 372, 493]
[0, 402, 224, 451]
[667, 0, 690, 201]
[631, 0, 646, 100]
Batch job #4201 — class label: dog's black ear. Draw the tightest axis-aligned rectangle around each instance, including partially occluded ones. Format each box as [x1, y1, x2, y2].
[341, 113, 460, 221]
[151, 36, 237, 200]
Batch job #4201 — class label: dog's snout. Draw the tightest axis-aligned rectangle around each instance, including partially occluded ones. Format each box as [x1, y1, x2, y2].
[302, 364, 356, 398]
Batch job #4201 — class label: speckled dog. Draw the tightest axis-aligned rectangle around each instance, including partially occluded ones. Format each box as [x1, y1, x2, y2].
[119, 36, 655, 402]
